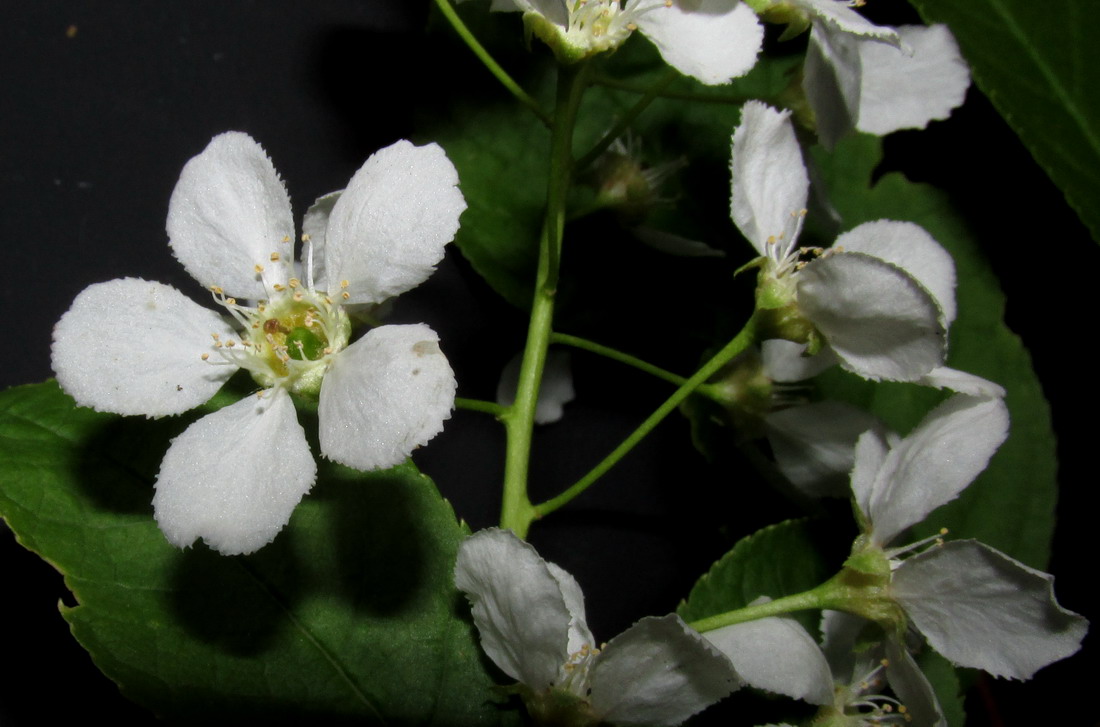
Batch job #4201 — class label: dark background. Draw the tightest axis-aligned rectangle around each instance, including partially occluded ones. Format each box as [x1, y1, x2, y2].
[0, 1, 1094, 725]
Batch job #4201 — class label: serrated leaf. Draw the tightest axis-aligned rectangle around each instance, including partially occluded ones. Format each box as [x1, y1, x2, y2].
[908, 0, 1100, 244]
[677, 519, 832, 636]
[0, 381, 516, 725]
[810, 134, 1057, 570]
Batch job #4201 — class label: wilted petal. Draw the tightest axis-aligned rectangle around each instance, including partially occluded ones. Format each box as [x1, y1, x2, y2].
[52, 278, 237, 417]
[867, 395, 1009, 546]
[590, 615, 739, 726]
[833, 220, 956, 325]
[318, 323, 456, 471]
[803, 24, 862, 149]
[152, 388, 316, 555]
[706, 612, 832, 705]
[730, 102, 809, 257]
[884, 640, 947, 727]
[796, 251, 946, 381]
[766, 401, 887, 499]
[892, 540, 1089, 679]
[167, 132, 294, 299]
[858, 25, 970, 137]
[636, 0, 763, 86]
[454, 528, 573, 689]
[320, 140, 466, 305]
[496, 350, 575, 424]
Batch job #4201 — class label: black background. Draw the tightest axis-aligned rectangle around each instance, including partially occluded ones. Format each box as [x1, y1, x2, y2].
[0, 1, 1094, 725]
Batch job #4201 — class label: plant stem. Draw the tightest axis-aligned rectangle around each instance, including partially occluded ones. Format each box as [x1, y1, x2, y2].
[576, 68, 678, 171]
[498, 64, 589, 538]
[533, 312, 760, 519]
[433, 0, 551, 126]
[687, 579, 839, 633]
[455, 397, 507, 417]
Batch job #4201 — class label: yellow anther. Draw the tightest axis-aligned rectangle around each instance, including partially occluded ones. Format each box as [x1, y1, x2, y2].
[288, 278, 300, 288]
[201, 353, 210, 361]
[270, 252, 281, 262]
[282, 235, 291, 243]
[226, 340, 236, 348]
[898, 706, 908, 714]
[293, 291, 304, 302]
[254, 264, 264, 273]
[210, 285, 223, 295]
[766, 235, 777, 245]
[341, 291, 350, 300]
[323, 347, 333, 355]
[273, 283, 285, 292]
[939, 527, 949, 535]
[211, 333, 221, 340]
[301, 233, 311, 242]
[340, 279, 350, 289]
[226, 297, 236, 305]
[880, 658, 890, 667]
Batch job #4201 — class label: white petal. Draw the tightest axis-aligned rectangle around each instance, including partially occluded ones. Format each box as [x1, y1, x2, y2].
[167, 132, 294, 299]
[892, 540, 1089, 679]
[760, 339, 837, 383]
[320, 140, 466, 305]
[546, 562, 597, 654]
[819, 609, 867, 682]
[152, 388, 316, 555]
[867, 395, 1008, 546]
[318, 324, 456, 471]
[496, 350, 576, 425]
[918, 367, 1006, 398]
[833, 220, 956, 325]
[849, 429, 892, 523]
[706, 614, 832, 705]
[453, 528, 574, 690]
[766, 401, 887, 499]
[730, 102, 809, 255]
[590, 615, 739, 726]
[857, 25, 970, 136]
[635, 0, 763, 86]
[803, 23, 862, 149]
[796, 251, 946, 382]
[793, 0, 899, 40]
[884, 640, 947, 727]
[301, 191, 342, 289]
[52, 278, 237, 417]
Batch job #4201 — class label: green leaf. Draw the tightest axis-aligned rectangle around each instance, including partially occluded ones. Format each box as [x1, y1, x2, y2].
[810, 134, 1057, 570]
[916, 649, 966, 727]
[0, 381, 516, 724]
[908, 0, 1100, 243]
[677, 519, 833, 635]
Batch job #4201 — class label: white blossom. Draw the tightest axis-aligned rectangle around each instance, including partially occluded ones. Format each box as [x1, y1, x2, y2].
[52, 133, 466, 555]
[466, 0, 764, 85]
[454, 528, 739, 726]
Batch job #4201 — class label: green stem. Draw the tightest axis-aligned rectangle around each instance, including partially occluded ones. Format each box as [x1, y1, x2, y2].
[499, 64, 589, 538]
[433, 0, 551, 126]
[576, 68, 678, 172]
[533, 312, 761, 519]
[687, 578, 840, 633]
[455, 397, 507, 417]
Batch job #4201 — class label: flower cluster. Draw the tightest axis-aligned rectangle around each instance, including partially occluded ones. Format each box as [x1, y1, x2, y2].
[53, 133, 466, 555]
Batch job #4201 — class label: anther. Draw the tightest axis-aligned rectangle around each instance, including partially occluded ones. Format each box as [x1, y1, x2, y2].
[301, 233, 311, 242]
[282, 235, 291, 243]
[270, 252, 281, 262]
[273, 283, 285, 292]
[342, 291, 350, 300]
[340, 279, 350, 289]
[201, 353, 210, 361]
[210, 285, 223, 295]
[288, 278, 300, 289]
[226, 297, 236, 305]
[254, 264, 264, 273]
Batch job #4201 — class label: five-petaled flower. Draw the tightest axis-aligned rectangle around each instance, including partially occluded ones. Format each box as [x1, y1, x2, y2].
[454, 528, 739, 726]
[52, 132, 466, 555]
[731, 101, 957, 383]
[466, 0, 765, 85]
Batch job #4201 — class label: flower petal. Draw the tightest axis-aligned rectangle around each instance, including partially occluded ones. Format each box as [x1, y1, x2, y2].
[590, 614, 739, 726]
[52, 278, 237, 417]
[301, 190, 342, 289]
[760, 339, 837, 383]
[892, 540, 1089, 679]
[546, 562, 597, 654]
[766, 401, 887, 499]
[803, 23, 862, 149]
[849, 429, 892, 523]
[152, 387, 316, 555]
[867, 395, 1008, 546]
[454, 528, 574, 690]
[167, 132, 294, 299]
[636, 0, 763, 86]
[918, 366, 1006, 398]
[833, 220, 956, 325]
[730, 102, 809, 255]
[796, 251, 946, 381]
[884, 640, 947, 727]
[496, 350, 576, 424]
[320, 140, 466, 305]
[706, 614, 832, 705]
[857, 25, 970, 137]
[793, 0, 899, 41]
[318, 323, 456, 471]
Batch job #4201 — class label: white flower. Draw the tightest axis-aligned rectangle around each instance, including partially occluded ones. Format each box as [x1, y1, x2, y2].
[52, 132, 466, 555]
[782, 0, 970, 147]
[848, 393, 1089, 679]
[496, 349, 576, 424]
[468, 0, 764, 85]
[731, 101, 956, 382]
[706, 606, 946, 726]
[454, 528, 739, 726]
